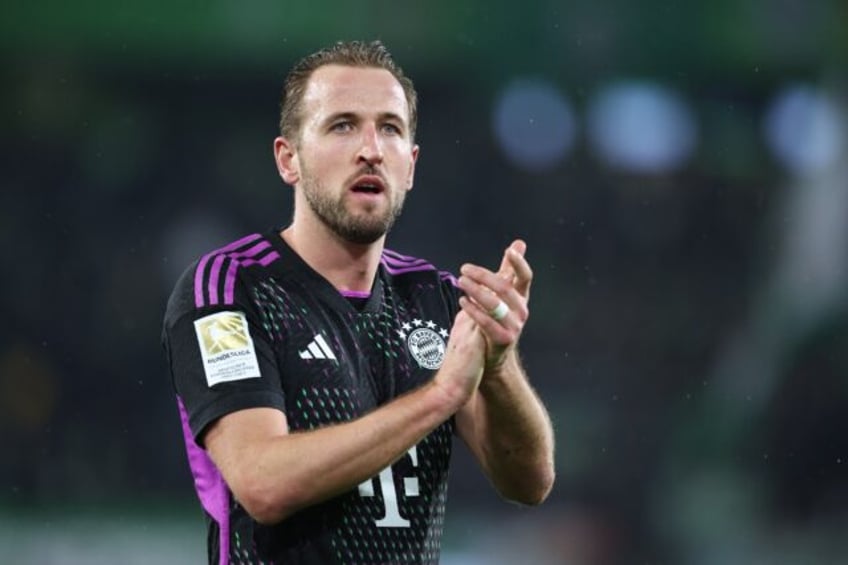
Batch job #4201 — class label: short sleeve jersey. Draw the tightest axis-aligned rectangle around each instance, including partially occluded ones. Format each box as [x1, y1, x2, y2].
[162, 229, 461, 565]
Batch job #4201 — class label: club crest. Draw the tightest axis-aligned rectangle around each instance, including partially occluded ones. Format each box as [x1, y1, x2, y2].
[396, 318, 448, 370]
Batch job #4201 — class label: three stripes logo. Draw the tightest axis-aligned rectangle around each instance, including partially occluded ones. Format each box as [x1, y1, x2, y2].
[193, 233, 281, 308]
[299, 333, 337, 361]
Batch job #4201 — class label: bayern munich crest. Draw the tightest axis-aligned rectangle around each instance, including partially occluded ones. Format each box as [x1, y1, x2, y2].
[396, 319, 449, 370]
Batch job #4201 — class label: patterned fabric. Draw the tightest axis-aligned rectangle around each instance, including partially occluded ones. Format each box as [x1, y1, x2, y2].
[162, 229, 461, 564]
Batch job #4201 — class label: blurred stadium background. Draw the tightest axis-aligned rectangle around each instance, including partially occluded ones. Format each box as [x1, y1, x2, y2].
[3, 1, 847, 563]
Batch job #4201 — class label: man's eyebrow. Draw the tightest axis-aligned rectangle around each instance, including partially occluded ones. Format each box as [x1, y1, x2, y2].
[322, 111, 407, 127]
[377, 111, 406, 124]
[323, 111, 359, 126]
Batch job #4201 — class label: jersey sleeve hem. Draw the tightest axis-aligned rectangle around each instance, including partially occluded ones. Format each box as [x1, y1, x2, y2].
[190, 389, 286, 446]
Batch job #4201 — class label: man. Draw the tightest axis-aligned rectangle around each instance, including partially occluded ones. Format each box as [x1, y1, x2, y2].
[162, 40, 555, 564]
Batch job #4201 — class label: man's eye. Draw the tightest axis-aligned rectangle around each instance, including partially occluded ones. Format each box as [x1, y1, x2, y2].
[331, 122, 353, 132]
[382, 123, 402, 135]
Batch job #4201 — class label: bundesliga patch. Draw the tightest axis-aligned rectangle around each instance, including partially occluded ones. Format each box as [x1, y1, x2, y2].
[194, 311, 261, 387]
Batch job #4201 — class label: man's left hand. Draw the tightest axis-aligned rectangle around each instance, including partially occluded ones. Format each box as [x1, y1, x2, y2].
[456, 239, 532, 369]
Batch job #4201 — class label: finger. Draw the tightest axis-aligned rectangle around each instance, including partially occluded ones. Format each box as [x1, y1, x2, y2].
[496, 239, 526, 281]
[457, 272, 528, 325]
[446, 309, 479, 347]
[458, 270, 527, 322]
[451, 308, 474, 331]
[459, 265, 528, 319]
[505, 245, 533, 297]
[459, 296, 513, 346]
[509, 239, 527, 256]
[460, 264, 512, 295]
[457, 273, 501, 314]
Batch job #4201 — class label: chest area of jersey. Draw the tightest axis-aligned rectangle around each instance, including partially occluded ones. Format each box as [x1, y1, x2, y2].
[253, 282, 453, 428]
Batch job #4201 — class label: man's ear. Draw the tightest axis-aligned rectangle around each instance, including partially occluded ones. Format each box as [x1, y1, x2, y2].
[406, 144, 420, 190]
[274, 136, 300, 185]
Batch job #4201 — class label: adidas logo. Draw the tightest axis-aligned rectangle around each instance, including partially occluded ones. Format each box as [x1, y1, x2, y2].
[299, 334, 337, 361]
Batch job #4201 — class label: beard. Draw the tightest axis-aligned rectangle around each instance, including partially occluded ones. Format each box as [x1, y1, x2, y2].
[300, 165, 406, 245]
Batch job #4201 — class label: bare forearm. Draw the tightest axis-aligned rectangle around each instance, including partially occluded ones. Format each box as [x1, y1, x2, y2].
[207, 307, 486, 525]
[453, 240, 555, 503]
[466, 352, 555, 504]
[230, 380, 458, 523]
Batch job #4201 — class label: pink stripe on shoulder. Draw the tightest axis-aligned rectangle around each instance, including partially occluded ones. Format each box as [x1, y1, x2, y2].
[222, 250, 280, 305]
[440, 271, 459, 287]
[381, 248, 435, 274]
[209, 240, 272, 305]
[383, 248, 426, 263]
[381, 249, 458, 286]
[194, 233, 263, 308]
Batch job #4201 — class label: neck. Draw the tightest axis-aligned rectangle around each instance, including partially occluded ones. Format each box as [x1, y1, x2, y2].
[281, 219, 383, 294]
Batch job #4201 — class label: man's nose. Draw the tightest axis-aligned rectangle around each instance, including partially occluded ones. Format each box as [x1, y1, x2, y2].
[357, 124, 384, 165]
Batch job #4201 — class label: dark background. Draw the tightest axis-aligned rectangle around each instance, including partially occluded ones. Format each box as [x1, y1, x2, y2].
[3, 1, 847, 563]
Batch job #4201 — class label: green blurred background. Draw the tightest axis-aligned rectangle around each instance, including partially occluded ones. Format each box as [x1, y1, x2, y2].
[3, 1, 847, 563]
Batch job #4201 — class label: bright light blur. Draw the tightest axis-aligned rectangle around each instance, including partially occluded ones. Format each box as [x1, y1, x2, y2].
[587, 81, 698, 174]
[491, 78, 577, 172]
[764, 84, 847, 177]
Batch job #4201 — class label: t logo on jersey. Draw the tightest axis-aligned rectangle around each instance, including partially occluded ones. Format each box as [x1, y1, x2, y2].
[396, 319, 448, 370]
[358, 445, 420, 528]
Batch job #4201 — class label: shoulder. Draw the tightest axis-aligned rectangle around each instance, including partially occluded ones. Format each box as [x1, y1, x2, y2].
[164, 232, 283, 324]
[380, 248, 458, 288]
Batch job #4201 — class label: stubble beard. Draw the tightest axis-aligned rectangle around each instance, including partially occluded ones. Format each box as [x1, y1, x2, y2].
[300, 167, 406, 245]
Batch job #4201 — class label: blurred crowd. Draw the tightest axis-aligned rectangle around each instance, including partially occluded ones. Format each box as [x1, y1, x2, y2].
[3, 3, 847, 562]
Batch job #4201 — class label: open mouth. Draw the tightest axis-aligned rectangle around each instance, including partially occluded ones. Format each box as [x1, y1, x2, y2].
[350, 175, 386, 195]
[352, 183, 382, 194]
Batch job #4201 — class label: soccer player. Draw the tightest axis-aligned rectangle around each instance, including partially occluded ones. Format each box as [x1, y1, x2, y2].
[162, 40, 555, 564]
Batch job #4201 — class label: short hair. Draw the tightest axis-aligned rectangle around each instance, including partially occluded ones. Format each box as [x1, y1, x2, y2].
[279, 40, 418, 143]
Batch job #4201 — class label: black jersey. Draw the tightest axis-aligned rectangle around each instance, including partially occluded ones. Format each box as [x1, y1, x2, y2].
[162, 229, 461, 565]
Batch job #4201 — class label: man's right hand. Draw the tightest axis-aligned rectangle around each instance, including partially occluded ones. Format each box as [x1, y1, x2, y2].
[433, 310, 486, 408]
